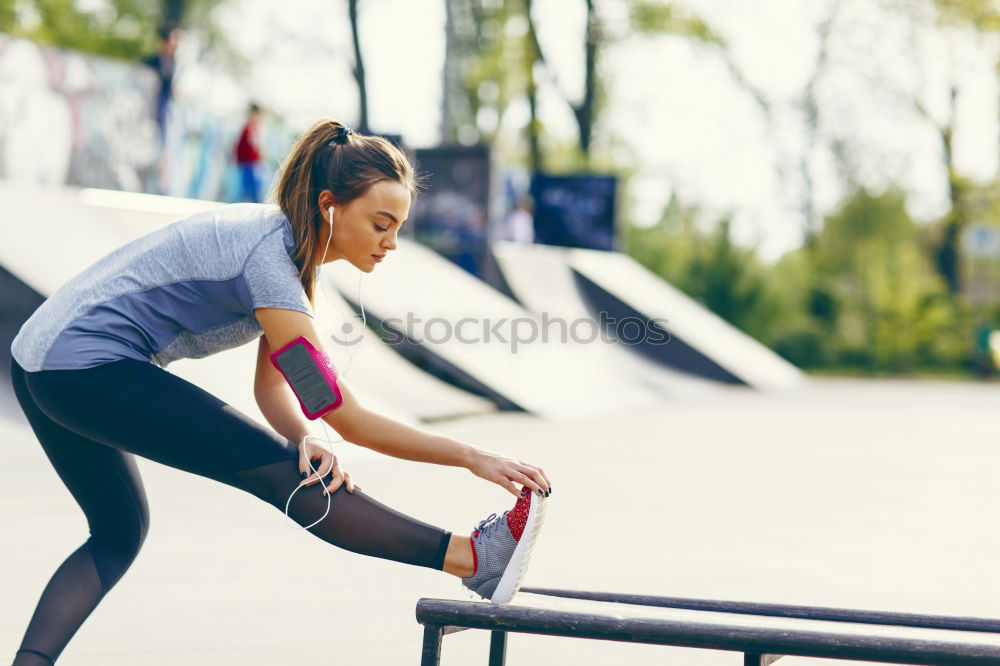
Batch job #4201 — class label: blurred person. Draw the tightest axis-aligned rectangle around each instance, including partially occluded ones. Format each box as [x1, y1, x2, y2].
[143, 25, 181, 142]
[6, 120, 552, 665]
[505, 194, 535, 244]
[235, 103, 264, 202]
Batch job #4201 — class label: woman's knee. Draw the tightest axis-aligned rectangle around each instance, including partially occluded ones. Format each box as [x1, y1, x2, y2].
[90, 497, 150, 563]
[88, 506, 149, 591]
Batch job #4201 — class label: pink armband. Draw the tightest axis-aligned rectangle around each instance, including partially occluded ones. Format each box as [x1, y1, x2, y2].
[269, 336, 343, 420]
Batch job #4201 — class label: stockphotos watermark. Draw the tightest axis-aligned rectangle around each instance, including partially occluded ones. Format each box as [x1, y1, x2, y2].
[328, 312, 671, 353]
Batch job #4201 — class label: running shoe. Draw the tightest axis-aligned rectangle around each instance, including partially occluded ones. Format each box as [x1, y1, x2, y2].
[461, 485, 548, 604]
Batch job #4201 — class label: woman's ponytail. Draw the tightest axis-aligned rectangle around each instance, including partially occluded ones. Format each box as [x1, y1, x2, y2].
[273, 120, 421, 305]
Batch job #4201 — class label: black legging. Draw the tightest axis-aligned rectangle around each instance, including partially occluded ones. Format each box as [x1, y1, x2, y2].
[8, 357, 451, 665]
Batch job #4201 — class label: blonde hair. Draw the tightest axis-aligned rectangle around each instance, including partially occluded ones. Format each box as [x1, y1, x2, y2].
[272, 119, 422, 304]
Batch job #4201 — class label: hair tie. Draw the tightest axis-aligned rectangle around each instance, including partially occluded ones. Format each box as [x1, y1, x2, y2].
[329, 126, 355, 146]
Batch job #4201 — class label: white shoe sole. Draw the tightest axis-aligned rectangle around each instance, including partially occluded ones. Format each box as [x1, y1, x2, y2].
[489, 492, 548, 604]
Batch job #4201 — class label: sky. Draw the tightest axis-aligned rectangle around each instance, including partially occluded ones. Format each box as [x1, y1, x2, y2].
[176, 0, 1000, 262]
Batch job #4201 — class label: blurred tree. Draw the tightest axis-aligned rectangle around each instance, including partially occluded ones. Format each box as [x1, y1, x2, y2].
[930, 0, 1000, 297]
[442, 0, 500, 145]
[879, 0, 1000, 294]
[0, 0, 14, 31]
[627, 188, 972, 373]
[627, 196, 782, 343]
[440, 0, 739, 172]
[523, 0, 541, 170]
[526, 0, 727, 168]
[932, 0, 1000, 30]
[810, 187, 967, 371]
[798, 0, 841, 245]
[1, 0, 220, 61]
[348, 0, 369, 133]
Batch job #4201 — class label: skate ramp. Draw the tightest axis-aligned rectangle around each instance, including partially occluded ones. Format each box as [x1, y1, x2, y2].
[490, 242, 727, 398]
[326, 239, 668, 419]
[0, 182, 492, 425]
[566, 247, 804, 391]
[310, 273, 494, 421]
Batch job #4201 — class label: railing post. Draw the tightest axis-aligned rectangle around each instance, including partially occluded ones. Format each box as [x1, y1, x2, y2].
[488, 630, 508, 666]
[421, 624, 444, 666]
[744, 654, 763, 666]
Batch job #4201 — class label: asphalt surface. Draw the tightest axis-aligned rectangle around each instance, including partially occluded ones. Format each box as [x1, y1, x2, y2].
[2, 374, 998, 665]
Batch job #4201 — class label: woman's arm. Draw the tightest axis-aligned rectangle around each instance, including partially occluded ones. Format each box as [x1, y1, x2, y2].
[253, 308, 551, 497]
[255, 326, 462, 461]
[254, 334, 311, 445]
[253, 380, 311, 445]
[336, 404, 476, 467]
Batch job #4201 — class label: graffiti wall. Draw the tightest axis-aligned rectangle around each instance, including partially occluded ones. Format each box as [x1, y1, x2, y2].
[0, 34, 291, 201]
[0, 34, 159, 190]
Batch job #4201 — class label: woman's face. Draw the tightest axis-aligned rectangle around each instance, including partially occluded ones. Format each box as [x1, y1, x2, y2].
[316, 180, 410, 272]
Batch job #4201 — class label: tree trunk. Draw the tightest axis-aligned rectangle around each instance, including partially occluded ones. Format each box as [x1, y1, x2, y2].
[800, 0, 840, 245]
[934, 86, 963, 294]
[161, 0, 185, 31]
[441, 0, 476, 143]
[348, 0, 369, 132]
[523, 0, 542, 171]
[573, 0, 597, 163]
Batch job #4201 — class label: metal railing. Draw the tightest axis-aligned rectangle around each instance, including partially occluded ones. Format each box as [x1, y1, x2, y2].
[415, 587, 1000, 666]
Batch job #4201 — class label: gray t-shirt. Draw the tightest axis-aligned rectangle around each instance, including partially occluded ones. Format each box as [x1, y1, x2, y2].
[11, 203, 315, 372]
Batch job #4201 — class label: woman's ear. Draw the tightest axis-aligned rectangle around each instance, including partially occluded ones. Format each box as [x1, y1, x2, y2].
[316, 189, 336, 213]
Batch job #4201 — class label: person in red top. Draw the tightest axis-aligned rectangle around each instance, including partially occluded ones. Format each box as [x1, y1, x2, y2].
[235, 103, 263, 202]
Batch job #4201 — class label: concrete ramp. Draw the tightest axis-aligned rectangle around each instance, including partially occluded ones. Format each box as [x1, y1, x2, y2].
[0, 184, 192, 294]
[326, 239, 668, 419]
[490, 242, 724, 397]
[565, 247, 804, 391]
[310, 274, 494, 421]
[0, 182, 492, 426]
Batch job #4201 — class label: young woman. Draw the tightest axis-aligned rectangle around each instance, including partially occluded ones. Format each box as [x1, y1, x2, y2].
[7, 119, 552, 666]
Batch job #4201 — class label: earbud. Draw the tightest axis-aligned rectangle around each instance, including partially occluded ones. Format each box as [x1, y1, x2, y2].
[284, 200, 367, 532]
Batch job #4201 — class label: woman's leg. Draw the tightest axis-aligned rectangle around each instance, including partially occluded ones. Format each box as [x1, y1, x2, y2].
[10, 360, 149, 665]
[11, 357, 455, 663]
[19, 359, 454, 569]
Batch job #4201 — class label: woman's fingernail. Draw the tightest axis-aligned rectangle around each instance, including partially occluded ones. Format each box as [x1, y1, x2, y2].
[537, 489, 543, 496]
[520, 491, 525, 497]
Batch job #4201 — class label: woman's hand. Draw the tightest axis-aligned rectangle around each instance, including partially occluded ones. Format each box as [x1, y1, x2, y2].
[467, 448, 551, 499]
[297, 435, 359, 495]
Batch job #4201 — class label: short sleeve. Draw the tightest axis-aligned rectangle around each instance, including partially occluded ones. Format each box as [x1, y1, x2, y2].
[242, 229, 313, 317]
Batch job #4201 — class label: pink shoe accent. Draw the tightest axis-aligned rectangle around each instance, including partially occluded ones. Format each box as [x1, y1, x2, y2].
[506, 486, 532, 541]
[469, 535, 478, 576]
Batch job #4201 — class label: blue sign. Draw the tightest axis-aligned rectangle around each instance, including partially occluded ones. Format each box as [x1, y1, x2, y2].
[530, 173, 618, 251]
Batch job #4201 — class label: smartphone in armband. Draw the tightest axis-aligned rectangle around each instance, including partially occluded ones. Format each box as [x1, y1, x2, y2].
[269, 336, 343, 420]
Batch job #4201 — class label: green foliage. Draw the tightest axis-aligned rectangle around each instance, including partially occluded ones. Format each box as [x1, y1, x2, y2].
[3, 0, 159, 59]
[627, 187, 979, 375]
[0, 0, 16, 30]
[818, 188, 969, 370]
[450, 0, 723, 171]
[627, 196, 782, 343]
[456, 0, 526, 146]
[1, 0, 219, 61]
[932, 0, 1000, 30]
[627, 1, 722, 44]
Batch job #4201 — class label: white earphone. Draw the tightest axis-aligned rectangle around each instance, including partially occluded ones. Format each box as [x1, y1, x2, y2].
[284, 201, 368, 531]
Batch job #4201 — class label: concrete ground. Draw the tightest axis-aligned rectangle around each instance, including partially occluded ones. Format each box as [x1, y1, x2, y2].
[1, 374, 998, 665]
